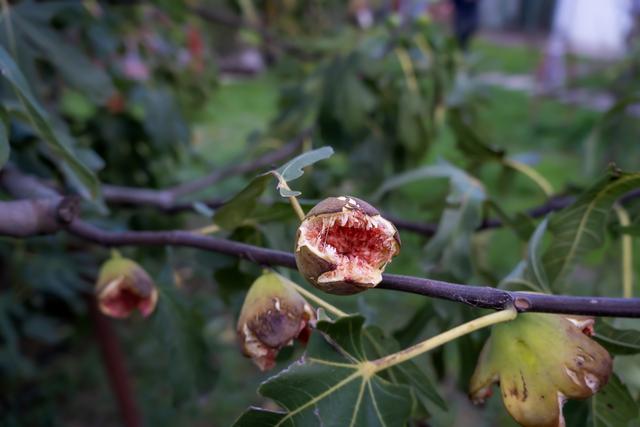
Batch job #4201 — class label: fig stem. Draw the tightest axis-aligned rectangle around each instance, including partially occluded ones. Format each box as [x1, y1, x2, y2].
[614, 204, 634, 298]
[272, 172, 306, 222]
[502, 158, 554, 197]
[371, 306, 517, 372]
[288, 280, 348, 318]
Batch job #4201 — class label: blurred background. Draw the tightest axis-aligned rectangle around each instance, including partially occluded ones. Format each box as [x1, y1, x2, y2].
[1, 0, 639, 426]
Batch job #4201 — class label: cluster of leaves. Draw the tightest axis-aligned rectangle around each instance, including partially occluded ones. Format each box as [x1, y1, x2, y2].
[0, 2, 221, 424]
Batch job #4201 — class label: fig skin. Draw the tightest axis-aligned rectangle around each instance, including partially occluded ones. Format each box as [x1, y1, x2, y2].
[295, 196, 400, 295]
[469, 313, 612, 427]
[237, 273, 315, 371]
[95, 257, 158, 319]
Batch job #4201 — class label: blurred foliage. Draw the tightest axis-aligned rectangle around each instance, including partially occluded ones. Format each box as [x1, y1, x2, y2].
[0, 1, 640, 427]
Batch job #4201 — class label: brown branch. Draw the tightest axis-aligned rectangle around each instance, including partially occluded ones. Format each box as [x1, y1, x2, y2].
[89, 299, 143, 427]
[0, 197, 79, 237]
[101, 131, 308, 210]
[3, 167, 640, 318]
[62, 219, 640, 318]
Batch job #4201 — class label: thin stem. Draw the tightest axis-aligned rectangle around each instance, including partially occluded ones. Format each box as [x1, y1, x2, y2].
[193, 224, 220, 235]
[372, 307, 517, 372]
[614, 204, 634, 298]
[502, 158, 554, 197]
[395, 47, 419, 94]
[288, 280, 349, 318]
[272, 172, 306, 222]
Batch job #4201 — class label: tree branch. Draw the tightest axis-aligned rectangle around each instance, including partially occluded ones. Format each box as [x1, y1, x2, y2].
[89, 299, 143, 427]
[3, 167, 640, 318]
[101, 131, 308, 210]
[62, 219, 640, 318]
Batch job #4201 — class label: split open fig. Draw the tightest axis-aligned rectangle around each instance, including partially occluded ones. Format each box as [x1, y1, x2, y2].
[294, 196, 400, 295]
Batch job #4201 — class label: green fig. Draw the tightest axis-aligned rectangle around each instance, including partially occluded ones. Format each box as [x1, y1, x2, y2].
[470, 313, 612, 427]
[294, 196, 400, 295]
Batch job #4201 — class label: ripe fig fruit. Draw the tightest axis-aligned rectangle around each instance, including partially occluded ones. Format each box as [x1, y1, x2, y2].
[469, 313, 612, 427]
[294, 196, 400, 295]
[237, 272, 315, 371]
[95, 256, 158, 319]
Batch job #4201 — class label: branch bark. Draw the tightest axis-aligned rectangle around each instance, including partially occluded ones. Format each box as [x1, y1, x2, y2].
[3, 166, 640, 318]
[63, 219, 640, 318]
[101, 131, 308, 210]
[89, 299, 143, 427]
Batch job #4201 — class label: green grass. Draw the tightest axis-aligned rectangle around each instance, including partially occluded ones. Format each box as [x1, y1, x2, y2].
[194, 74, 280, 165]
[471, 37, 542, 74]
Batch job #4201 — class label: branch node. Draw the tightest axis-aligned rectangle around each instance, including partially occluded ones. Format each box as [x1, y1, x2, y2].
[514, 296, 532, 312]
[57, 196, 81, 224]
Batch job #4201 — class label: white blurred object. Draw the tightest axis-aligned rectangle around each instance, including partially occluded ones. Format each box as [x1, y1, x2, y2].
[552, 0, 633, 59]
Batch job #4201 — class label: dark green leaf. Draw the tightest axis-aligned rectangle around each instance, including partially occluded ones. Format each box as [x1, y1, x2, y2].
[13, 11, 114, 103]
[0, 44, 100, 198]
[447, 108, 505, 162]
[233, 315, 415, 427]
[542, 169, 640, 288]
[213, 174, 272, 230]
[594, 320, 640, 355]
[618, 224, 640, 236]
[362, 325, 446, 413]
[153, 281, 214, 404]
[590, 373, 639, 427]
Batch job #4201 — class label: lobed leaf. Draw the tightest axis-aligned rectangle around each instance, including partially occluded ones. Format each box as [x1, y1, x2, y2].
[233, 315, 436, 427]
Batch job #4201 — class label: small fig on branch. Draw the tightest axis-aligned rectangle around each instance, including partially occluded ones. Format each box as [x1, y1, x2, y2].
[294, 196, 400, 295]
[95, 255, 158, 319]
[469, 313, 612, 427]
[237, 272, 315, 371]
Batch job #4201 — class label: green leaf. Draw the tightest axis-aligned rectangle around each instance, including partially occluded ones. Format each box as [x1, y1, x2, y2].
[13, 10, 115, 103]
[213, 174, 272, 230]
[542, 169, 640, 288]
[375, 161, 486, 280]
[501, 217, 551, 293]
[590, 373, 639, 427]
[618, 224, 640, 236]
[0, 110, 9, 169]
[593, 320, 640, 355]
[447, 108, 505, 162]
[233, 315, 415, 426]
[362, 325, 446, 413]
[0, 44, 99, 199]
[276, 146, 333, 186]
[583, 94, 640, 177]
[485, 200, 536, 241]
[153, 280, 214, 404]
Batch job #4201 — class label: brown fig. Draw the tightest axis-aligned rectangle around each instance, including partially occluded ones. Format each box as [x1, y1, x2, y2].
[237, 272, 315, 371]
[294, 196, 400, 295]
[95, 255, 158, 319]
